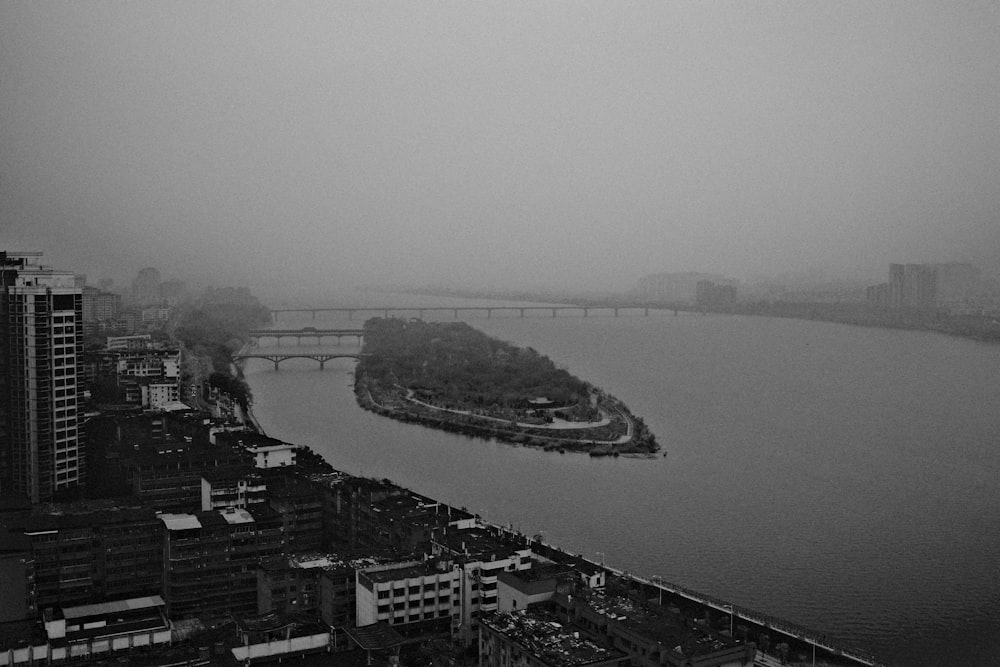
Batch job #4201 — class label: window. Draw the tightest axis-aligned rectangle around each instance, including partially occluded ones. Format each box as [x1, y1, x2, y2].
[409, 585, 420, 594]
[378, 590, 390, 599]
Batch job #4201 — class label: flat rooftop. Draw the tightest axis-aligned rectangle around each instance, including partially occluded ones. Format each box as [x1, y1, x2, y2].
[62, 595, 165, 620]
[219, 507, 255, 525]
[434, 527, 524, 560]
[360, 560, 454, 584]
[481, 610, 627, 666]
[579, 591, 735, 657]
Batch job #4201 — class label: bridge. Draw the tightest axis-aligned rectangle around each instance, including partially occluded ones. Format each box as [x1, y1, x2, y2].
[233, 351, 363, 371]
[235, 328, 366, 370]
[270, 305, 678, 321]
[246, 328, 365, 345]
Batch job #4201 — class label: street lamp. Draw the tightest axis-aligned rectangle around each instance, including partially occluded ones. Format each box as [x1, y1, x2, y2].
[596, 551, 605, 566]
[651, 575, 663, 606]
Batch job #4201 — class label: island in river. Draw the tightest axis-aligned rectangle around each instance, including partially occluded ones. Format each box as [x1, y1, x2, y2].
[353, 318, 659, 456]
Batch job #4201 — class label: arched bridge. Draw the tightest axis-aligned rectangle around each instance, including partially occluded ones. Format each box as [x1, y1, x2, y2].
[246, 328, 364, 345]
[233, 351, 365, 371]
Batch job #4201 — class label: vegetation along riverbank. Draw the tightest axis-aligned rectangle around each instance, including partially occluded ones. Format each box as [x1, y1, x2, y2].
[353, 318, 658, 455]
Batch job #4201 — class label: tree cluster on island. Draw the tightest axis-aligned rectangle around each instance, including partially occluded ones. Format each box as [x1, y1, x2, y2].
[355, 318, 659, 455]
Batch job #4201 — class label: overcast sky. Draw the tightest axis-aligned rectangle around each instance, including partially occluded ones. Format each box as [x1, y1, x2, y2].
[2, 2, 998, 297]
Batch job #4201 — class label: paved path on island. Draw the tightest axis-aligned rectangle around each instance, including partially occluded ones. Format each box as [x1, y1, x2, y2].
[402, 390, 634, 444]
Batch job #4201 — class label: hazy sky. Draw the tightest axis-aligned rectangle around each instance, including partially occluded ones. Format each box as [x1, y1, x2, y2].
[2, 2, 998, 297]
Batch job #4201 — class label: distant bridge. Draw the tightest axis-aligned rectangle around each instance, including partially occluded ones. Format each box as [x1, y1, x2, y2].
[269, 305, 679, 322]
[246, 328, 364, 345]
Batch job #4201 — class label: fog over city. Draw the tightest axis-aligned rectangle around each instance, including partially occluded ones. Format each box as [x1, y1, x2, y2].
[2, 2, 998, 298]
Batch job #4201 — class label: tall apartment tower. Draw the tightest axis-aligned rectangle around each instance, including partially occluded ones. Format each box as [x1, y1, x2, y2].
[131, 267, 161, 305]
[1, 251, 85, 502]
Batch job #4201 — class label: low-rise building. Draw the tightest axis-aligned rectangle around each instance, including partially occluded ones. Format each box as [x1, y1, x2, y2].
[200, 466, 268, 511]
[230, 611, 333, 664]
[431, 526, 534, 645]
[248, 442, 297, 468]
[266, 473, 324, 552]
[480, 609, 629, 667]
[124, 441, 246, 512]
[356, 559, 461, 637]
[17, 503, 162, 613]
[141, 381, 180, 409]
[553, 589, 755, 667]
[160, 507, 284, 619]
[46, 595, 171, 661]
[497, 563, 575, 613]
[0, 596, 171, 667]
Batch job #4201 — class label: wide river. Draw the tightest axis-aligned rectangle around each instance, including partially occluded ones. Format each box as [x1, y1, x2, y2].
[243, 298, 1000, 666]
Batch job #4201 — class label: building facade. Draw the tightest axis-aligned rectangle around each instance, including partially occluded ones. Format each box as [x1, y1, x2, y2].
[1, 251, 84, 502]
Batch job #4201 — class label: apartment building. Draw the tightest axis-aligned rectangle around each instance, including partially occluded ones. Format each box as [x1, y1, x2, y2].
[159, 507, 284, 619]
[356, 559, 462, 636]
[1, 251, 84, 502]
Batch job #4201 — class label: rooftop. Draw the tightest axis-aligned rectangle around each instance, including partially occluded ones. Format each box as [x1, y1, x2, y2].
[433, 526, 525, 561]
[159, 513, 201, 531]
[218, 507, 255, 525]
[202, 465, 261, 483]
[575, 591, 736, 658]
[360, 559, 453, 583]
[62, 595, 165, 620]
[481, 610, 627, 666]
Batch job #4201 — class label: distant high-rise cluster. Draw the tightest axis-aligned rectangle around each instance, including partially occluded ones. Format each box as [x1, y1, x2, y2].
[866, 262, 981, 311]
[867, 263, 938, 310]
[636, 272, 737, 303]
[1, 251, 84, 502]
[695, 280, 737, 308]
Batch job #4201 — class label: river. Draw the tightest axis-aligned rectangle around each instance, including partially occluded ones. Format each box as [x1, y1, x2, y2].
[243, 298, 1000, 666]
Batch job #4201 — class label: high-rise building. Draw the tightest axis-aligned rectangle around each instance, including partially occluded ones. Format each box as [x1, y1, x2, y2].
[1, 251, 85, 502]
[903, 264, 937, 310]
[82, 285, 122, 322]
[929, 262, 980, 303]
[882, 263, 938, 310]
[131, 267, 161, 305]
[888, 263, 906, 309]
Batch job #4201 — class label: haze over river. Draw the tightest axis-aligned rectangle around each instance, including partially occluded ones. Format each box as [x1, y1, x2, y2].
[244, 298, 1000, 666]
